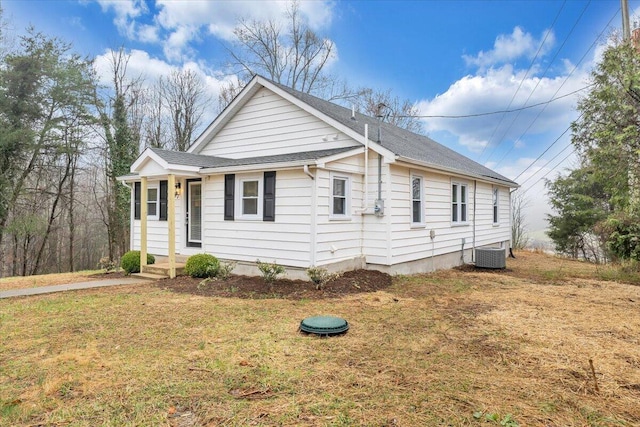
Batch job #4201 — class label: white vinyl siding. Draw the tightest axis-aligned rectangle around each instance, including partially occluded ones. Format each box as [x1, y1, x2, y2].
[198, 87, 359, 158]
[316, 168, 364, 266]
[132, 178, 185, 256]
[201, 169, 313, 267]
[388, 165, 511, 266]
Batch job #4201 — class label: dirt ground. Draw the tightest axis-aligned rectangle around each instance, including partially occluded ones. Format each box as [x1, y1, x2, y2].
[154, 269, 393, 299]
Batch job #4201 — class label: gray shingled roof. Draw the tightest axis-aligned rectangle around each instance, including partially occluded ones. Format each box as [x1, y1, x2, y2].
[270, 80, 517, 186]
[150, 146, 356, 169]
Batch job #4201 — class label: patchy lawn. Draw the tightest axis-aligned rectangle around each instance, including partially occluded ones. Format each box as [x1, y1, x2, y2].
[1, 251, 639, 426]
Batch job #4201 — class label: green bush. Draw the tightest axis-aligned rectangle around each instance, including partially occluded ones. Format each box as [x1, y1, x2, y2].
[120, 251, 155, 275]
[185, 254, 220, 278]
[306, 266, 340, 290]
[257, 259, 286, 283]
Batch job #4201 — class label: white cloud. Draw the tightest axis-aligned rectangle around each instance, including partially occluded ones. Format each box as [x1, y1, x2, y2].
[416, 64, 587, 153]
[96, 0, 147, 39]
[149, 0, 335, 62]
[463, 26, 555, 70]
[138, 24, 159, 43]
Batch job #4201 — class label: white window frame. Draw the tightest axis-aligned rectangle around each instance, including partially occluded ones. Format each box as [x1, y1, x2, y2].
[330, 173, 351, 220]
[492, 186, 499, 225]
[236, 174, 263, 220]
[147, 184, 159, 220]
[411, 174, 425, 227]
[451, 181, 468, 225]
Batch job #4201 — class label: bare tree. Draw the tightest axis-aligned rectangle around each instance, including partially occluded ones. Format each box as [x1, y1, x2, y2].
[143, 85, 169, 149]
[511, 190, 530, 250]
[224, 1, 358, 104]
[356, 88, 424, 134]
[160, 69, 210, 151]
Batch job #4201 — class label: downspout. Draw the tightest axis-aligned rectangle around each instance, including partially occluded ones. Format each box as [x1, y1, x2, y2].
[121, 180, 134, 251]
[360, 124, 369, 263]
[304, 165, 317, 266]
[363, 124, 369, 210]
[303, 164, 315, 180]
[472, 180, 477, 263]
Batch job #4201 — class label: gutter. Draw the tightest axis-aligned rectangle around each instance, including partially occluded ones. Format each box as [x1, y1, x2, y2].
[395, 156, 519, 188]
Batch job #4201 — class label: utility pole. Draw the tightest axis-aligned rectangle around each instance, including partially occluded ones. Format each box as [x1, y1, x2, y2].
[622, 0, 631, 40]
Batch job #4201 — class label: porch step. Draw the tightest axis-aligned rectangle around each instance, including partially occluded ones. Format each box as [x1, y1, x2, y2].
[133, 272, 168, 280]
[142, 262, 186, 277]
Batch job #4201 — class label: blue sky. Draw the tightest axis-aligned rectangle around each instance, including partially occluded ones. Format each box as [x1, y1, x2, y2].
[2, 0, 633, 234]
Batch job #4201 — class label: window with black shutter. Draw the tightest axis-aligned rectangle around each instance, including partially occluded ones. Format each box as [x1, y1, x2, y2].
[263, 171, 276, 221]
[224, 174, 235, 220]
[159, 180, 168, 221]
[134, 181, 141, 220]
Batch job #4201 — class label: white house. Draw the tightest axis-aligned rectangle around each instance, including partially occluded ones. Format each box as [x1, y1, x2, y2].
[120, 75, 518, 278]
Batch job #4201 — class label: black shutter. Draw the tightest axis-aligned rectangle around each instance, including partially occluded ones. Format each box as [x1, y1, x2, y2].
[263, 171, 276, 221]
[224, 174, 235, 220]
[134, 181, 141, 220]
[159, 180, 168, 221]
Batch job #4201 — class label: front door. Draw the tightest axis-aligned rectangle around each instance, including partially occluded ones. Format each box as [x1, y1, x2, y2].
[186, 179, 202, 248]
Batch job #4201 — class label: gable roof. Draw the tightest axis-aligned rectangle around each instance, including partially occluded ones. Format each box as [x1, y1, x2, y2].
[188, 75, 516, 187]
[130, 76, 516, 187]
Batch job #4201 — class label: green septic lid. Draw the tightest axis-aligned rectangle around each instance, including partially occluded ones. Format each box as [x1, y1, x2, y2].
[300, 315, 349, 336]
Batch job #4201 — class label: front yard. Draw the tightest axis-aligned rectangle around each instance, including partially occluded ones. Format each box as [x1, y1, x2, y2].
[1, 251, 639, 426]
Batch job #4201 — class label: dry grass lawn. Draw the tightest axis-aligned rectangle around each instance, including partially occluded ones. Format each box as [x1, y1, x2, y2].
[1, 251, 639, 426]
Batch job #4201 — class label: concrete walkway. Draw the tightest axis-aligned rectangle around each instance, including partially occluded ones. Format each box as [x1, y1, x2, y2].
[0, 277, 150, 299]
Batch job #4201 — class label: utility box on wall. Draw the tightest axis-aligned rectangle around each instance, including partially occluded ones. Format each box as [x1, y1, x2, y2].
[475, 247, 506, 269]
[374, 199, 384, 217]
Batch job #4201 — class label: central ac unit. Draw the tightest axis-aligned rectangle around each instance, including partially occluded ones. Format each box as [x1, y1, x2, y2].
[475, 247, 506, 269]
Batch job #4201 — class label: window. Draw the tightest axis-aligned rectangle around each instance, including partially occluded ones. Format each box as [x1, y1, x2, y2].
[331, 175, 350, 218]
[134, 180, 167, 220]
[492, 187, 499, 224]
[242, 180, 259, 215]
[147, 187, 159, 218]
[411, 175, 424, 224]
[452, 182, 467, 223]
[226, 172, 276, 221]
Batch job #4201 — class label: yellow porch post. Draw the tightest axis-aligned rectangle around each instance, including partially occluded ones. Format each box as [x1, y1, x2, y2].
[140, 177, 148, 268]
[168, 174, 176, 278]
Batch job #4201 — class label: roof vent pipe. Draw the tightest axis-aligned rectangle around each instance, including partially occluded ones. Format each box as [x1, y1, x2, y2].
[351, 105, 356, 120]
[376, 103, 387, 143]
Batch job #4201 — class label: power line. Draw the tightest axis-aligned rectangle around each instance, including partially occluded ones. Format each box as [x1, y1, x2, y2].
[512, 117, 578, 183]
[401, 85, 591, 119]
[479, 0, 568, 162]
[490, 0, 592, 167]
[505, 6, 620, 184]
[519, 147, 577, 196]
[516, 141, 573, 188]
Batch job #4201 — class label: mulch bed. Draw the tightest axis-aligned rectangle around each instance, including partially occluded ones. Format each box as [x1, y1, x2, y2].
[154, 269, 393, 300]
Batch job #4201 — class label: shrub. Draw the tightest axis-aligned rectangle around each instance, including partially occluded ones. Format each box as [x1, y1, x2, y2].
[217, 261, 236, 280]
[98, 256, 117, 272]
[306, 266, 340, 290]
[120, 251, 155, 275]
[185, 254, 220, 278]
[256, 259, 285, 283]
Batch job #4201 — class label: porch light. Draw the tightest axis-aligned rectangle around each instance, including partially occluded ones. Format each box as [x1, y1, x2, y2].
[174, 182, 182, 198]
